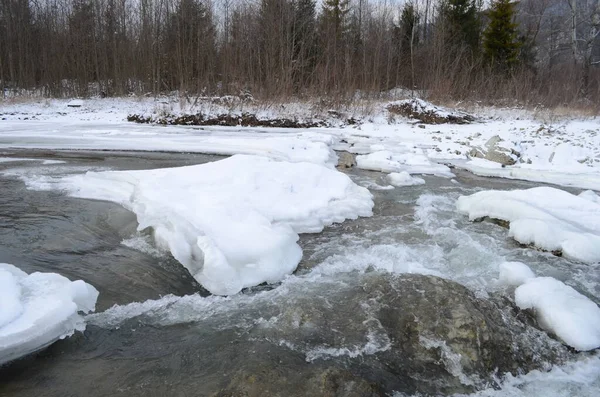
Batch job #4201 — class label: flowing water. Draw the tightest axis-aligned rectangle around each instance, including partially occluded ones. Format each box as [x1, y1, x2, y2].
[0, 149, 598, 396]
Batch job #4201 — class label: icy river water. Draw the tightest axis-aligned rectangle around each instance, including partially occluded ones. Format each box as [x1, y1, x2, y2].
[0, 150, 598, 396]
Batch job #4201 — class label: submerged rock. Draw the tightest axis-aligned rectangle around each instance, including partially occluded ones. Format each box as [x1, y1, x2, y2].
[3, 274, 568, 397]
[226, 274, 567, 396]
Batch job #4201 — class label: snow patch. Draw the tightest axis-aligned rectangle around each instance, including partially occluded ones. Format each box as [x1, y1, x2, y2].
[0, 263, 98, 365]
[498, 262, 535, 287]
[356, 149, 454, 177]
[515, 277, 600, 351]
[457, 187, 600, 263]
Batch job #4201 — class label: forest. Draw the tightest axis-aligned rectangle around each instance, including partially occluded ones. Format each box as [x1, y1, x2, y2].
[1, 0, 599, 106]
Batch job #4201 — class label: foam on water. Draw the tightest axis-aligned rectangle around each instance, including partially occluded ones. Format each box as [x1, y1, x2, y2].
[449, 352, 600, 397]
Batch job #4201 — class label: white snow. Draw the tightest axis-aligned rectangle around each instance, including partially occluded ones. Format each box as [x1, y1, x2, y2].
[515, 277, 600, 351]
[42, 155, 373, 295]
[387, 98, 470, 120]
[0, 157, 65, 165]
[457, 187, 600, 263]
[466, 157, 504, 169]
[66, 99, 84, 107]
[579, 190, 600, 204]
[2, 98, 600, 190]
[387, 171, 426, 187]
[0, 263, 98, 365]
[498, 262, 535, 287]
[356, 149, 454, 177]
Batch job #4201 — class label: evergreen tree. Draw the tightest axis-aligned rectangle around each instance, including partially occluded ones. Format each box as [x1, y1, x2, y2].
[483, 0, 521, 71]
[396, 3, 419, 56]
[293, 0, 318, 88]
[320, 0, 350, 43]
[318, 0, 351, 89]
[440, 0, 481, 51]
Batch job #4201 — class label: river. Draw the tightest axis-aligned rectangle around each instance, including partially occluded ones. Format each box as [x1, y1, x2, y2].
[0, 149, 598, 396]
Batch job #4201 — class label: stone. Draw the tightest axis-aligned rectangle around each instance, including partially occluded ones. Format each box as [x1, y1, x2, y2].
[469, 135, 517, 166]
[336, 151, 356, 168]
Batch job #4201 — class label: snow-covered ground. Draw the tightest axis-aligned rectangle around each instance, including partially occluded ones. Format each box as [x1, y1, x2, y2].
[1, 97, 599, 189]
[0, 263, 98, 365]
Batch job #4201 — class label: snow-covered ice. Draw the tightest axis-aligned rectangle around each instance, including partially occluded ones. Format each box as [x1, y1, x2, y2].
[457, 187, 600, 263]
[515, 277, 600, 351]
[38, 155, 373, 295]
[0, 263, 98, 365]
[498, 262, 535, 287]
[356, 149, 454, 177]
[387, 171, 426, 187]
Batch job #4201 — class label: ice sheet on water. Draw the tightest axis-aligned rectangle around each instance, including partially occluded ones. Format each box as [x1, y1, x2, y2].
[43, 155, 373, 295]
[0, 263, 98, 365]
[356, 148, 454, 177]
[457, 186, 600, 263]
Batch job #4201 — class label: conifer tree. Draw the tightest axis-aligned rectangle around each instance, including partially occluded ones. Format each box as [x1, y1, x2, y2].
[440, 0, 481, 51]
[483, 0, 521, 71]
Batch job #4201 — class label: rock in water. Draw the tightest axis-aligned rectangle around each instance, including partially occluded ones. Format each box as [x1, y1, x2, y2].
[219, 274, 567, 396]
[336, 151, 356, 168]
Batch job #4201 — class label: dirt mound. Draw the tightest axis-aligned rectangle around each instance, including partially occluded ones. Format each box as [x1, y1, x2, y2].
[387, 98, 475, 124]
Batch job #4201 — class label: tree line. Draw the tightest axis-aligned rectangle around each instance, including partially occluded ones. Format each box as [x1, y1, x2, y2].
[1, 0, 599, 106]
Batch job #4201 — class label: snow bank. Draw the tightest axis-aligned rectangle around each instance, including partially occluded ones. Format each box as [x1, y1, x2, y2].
[387, 171, 426, 187]
[457, 187, 600, 263]
[0, 122, 337, 167]
[356, 149, 454, 177]
[515, 277, 600, 351]
[498, 262, 535, 287]
[0, 263, 98, 365]
[54, 155, 373, 295]
[579, 190, 600, 204]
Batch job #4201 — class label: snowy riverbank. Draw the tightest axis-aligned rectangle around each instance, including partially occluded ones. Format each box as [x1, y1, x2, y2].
[1, 97, 599, 190]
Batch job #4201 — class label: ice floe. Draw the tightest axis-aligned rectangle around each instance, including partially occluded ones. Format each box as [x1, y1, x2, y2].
[0, 263, 98, 365]
[47, 155, 373, 295]
[457, 187, 600, 263]
[356, 149, 454, 177]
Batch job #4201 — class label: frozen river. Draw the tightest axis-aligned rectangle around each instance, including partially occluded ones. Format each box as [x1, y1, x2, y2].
[0, 149, 598, 396]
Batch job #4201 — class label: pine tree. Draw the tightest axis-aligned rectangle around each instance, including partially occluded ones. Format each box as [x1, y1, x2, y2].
[396, 3, 419, 56]
[483, 0, 521, 71]
[293, 0, 318, 88]
[318, 0, 351, 90]
[320, 0, 350, 43]
[440, 0, 481, 51]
